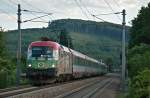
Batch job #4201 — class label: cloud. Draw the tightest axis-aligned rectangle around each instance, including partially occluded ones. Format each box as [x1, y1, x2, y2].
[120, 0, 138, 8]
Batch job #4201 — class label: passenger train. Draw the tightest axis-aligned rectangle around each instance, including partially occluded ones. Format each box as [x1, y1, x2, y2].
[26, 41, 107, 84]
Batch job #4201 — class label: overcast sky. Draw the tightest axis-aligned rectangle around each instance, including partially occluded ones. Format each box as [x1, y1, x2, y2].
[0, 0, 150, 30]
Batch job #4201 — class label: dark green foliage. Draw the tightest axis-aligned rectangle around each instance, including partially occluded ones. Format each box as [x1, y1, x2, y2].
[0, 58, 10, 72]
[59, 29, 69, 47]
[128, 69, 150, 98]
[0, 31, 5, 56]
[40, 36, 57, 42]
[0, 31, 21, 88]
[59, 29, 73, 48]
[128, 3, 150, 98]
[128, 2, 150, 79]
[0, 31, 8, 88]
[105, 57, 113, 72]
[40, 37, 51, 41]
[127, 44, 150, 98]
[0, 31, 16, 88]
[128, 44, 150, 78]
[68, 36, 73, 49]
[130, 3, 150, 48]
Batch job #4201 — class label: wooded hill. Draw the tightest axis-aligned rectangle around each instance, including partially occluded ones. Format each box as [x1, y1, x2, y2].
[4, 19, 129, 71]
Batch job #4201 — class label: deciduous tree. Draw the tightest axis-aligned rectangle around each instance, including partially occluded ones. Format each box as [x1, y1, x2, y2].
[130, 3, 150, 47]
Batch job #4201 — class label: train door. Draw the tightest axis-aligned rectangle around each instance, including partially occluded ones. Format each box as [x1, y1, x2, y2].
[63, 51, 73, 75]
[68, 52, 73, 74]
[57, 49, 65, 75]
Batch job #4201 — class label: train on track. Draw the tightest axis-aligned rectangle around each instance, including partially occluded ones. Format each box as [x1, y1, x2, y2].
[26, 41, 107, 84]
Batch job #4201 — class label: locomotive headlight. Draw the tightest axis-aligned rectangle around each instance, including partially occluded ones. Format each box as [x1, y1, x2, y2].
[28, 64, 32, 67]
[52, 64, 55, 68]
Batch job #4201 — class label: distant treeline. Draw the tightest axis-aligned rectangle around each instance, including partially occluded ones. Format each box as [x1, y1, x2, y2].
[48, 19, 130, 41]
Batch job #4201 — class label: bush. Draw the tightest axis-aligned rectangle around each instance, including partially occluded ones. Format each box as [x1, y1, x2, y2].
[128, 44, 150, 78]
[0, 57, 17, 88]
[128, 69, 150, 98]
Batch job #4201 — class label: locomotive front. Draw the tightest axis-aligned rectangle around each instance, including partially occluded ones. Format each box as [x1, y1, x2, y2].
[26, 41, 59, 84]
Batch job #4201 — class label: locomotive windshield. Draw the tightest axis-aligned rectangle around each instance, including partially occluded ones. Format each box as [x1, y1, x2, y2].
[31, 46, 53, 58]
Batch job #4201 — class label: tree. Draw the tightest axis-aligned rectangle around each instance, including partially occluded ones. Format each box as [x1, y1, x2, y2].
[40, 36, 56, 42]
[128, 2, 150, 78]
[59, 29, 73, 49]
[0, 31, 17, 88]
[130, 3, 150, 48]
[128, 45, 150, 78]
[128, 69, 150, 98]
[0, 31, 4, 56]
[0, 31, 10, 88]
[67, 36, 74, 49]
[105, 57, 113, 72]
[128, 3, 150, 98]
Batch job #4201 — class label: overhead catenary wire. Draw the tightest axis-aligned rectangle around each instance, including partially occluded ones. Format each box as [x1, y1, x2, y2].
[73, 0, 89, 20]
[25, 11, 46, 22]
[3, 1, 53, 24]
[21, 0, 52, 22]
[21, 1, 46, 21]
[78, 0, 118, 23]
[22, 14, 52, 23]
[8, 0, 48, 22]
[103, 0, 122, 22]
[22, 9, 53, 22]
[22, 9, 52, 15]
[28, 20, 49, 23]
[21, 0, 44, 12]
[94, 12, 121, 16]
[73, 0, 112, 51]
[81, 7, 122, 50]
[112, 0, 121, 9]
[78, 0, 92, 16]
[91, 14, 107, 22]
[2, 0, 17, 9]
[70, 1, 117, 51]
[79, 0, 105, 22]
[19, 0, 54, 24]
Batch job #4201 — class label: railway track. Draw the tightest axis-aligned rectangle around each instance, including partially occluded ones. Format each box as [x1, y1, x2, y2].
[55, 78, 114, 98]
[0, 75, 119, 98]
[0, 86, 38, 98]
[0, 85, 31, 93]
[0, 77, 101, 98]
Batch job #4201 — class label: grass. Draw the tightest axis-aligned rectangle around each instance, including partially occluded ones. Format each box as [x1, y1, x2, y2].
[117, 93, 127, 98]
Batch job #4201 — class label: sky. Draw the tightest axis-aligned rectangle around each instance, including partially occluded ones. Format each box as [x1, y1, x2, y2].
[0, 0, 150, 30]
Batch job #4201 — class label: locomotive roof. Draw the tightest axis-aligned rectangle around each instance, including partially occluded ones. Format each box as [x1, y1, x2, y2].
[29, 41, 60, 50]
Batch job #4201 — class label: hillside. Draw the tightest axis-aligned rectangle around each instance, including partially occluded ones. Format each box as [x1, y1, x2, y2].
[4, 19, 129, 71]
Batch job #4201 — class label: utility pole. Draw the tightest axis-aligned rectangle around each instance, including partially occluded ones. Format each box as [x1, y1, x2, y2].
[16, 4, 21, 86]
[121, 9, 126, 91]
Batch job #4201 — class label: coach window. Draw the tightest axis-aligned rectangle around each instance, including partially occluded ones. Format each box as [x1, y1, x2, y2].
[78, 57, 80, 65]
